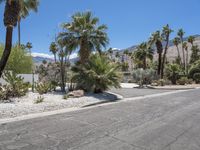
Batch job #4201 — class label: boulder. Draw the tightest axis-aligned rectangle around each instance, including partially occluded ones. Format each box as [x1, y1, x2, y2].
[68, 90, 84, 98]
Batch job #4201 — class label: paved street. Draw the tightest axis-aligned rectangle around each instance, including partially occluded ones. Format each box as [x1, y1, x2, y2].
[1, 89, 200, 150]
[110, 88, 173, 98]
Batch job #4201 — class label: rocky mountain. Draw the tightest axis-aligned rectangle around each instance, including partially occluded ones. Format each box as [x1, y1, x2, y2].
[119, 35, 200, 62]
[32, 35, 200, 65]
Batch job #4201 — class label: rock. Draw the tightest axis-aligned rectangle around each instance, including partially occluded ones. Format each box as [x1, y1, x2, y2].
[68, 90, 84, 98]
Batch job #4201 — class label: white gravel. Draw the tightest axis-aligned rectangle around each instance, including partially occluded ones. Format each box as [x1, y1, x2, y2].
[0, 92, 118, 119]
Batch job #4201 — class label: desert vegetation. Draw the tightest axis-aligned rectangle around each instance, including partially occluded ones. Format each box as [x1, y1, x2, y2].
[0, 0, 200, 104]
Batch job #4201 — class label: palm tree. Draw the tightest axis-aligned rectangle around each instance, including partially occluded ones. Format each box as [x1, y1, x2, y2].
[160, 24, 173, 79]
[58, 11, 109, 64]
[183, 42, 189, 75]
[0, 0, 39, 47]
[49, 42, 58, 63]
[177, 29, 185, 73]
[149, 31, 163, 76]
[134, 42, 154, 70]
[173, 37, 181, 64]
[26, 42, 32, 53]
[18, 0, 39, 47]
[123, 49, 129, 63]
[188, 36, 195, 47]
[0, 0, 20, 77]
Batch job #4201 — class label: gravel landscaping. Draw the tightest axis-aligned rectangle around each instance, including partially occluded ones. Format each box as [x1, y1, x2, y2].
[0, 92, 118, 119]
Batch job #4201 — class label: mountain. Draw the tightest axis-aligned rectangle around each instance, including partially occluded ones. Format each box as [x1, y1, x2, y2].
[121, 34, 200, 53]
[32, 53, 78, 65]
[32, 35, 200, 65]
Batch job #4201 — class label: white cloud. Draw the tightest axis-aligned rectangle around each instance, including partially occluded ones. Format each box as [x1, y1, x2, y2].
[31, 52, 78, 60]
[69, 53, 78, 59]
[112, 48, 120, 50]
[31, 53, 54, 59]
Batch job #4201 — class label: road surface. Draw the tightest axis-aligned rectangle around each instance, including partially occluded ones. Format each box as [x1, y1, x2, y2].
[0, 89, 200, 150]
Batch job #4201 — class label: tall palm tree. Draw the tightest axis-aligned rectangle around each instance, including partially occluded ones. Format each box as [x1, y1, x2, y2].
[0, 0, 20, 77]
[18, 0, 39, 47]
[149, 31, 163, 76]
[161, 24, 173, 79]
[188, 36, 195, 46]
[183, 42, 189, 75]
[173, 37, 181, 64]
[26, 42, 32, 53]
[177, 29, 185, 73]
[49, 42, 58, 63]
[0, 0, 39, 47]
[58, 11, 109, 64]
[134, 42, 154, 70]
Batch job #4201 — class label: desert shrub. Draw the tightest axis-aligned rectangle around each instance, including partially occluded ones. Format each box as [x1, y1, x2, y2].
[72, 54, 121, 93]
[165, 64, 181, 85]
[177, 77, 188, 85]
[189, 60, 200, 80]
[2, 71, 29, 98]
[34, 96, 44, 104]
[193, 73, 200, 84]
[133, 68, 156, 87]
[63, 94, 69, 100]
[0, 85, 13, 101]
[35, 82, 52, 95]
[158, 79, 166, 86]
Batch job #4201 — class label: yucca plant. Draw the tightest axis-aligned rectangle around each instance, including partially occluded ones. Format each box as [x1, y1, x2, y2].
[72, 54, 121, 93]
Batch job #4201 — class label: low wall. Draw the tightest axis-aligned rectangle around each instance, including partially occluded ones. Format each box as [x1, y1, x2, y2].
[0, 74, 39, 85]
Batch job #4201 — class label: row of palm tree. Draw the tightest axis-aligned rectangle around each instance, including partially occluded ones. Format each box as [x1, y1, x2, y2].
[132, 27, 197, 80]
[133, 24, 173, 79]
[0, 0, 39, 77]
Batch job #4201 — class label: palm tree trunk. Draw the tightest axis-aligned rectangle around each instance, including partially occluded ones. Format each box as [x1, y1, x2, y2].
[0, 26, 13, 77]
[18, 17, 21, 47]
[186, 50, 188, 76]
[176, 45, 181, 65]
[80, 40, 90, 64]
[157, 52, 162, 76]
[181, 41, 186, 74]
[161, 36, 169, 79]
[54, 54, 56, 63]
[60, 55, 66, 92]
[143, 57, 146, 70]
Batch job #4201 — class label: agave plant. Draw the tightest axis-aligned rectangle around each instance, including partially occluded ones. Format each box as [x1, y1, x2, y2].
[72, 54, 121, 93]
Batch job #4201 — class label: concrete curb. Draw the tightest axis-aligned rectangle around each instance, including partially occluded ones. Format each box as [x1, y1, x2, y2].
[0, 88, 196, 125]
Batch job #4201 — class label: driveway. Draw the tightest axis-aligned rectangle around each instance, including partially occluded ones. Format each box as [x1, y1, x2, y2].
[0, 89, 200, 150]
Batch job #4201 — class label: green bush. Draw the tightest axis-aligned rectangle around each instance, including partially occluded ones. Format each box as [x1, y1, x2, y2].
[189, 60, 200, 80]
[2, 71, 29, 98]
[72, 54, 121, 93]
[0, 44, 33, 74]
[63, 94, 69, 100]
[158, 79, 166, 86]
[193, 73, 200, 84]
[177, 77, 188, 85]
[35, 82, 52, 95]
[165, 64, 181, 85]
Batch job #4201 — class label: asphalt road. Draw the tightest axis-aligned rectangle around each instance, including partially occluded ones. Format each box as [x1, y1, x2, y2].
[0, 89, 200, 150]
[110, 88, 173, 98]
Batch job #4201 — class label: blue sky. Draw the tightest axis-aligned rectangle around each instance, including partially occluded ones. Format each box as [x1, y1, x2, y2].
[0, 0, 200, 55]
